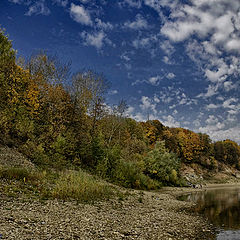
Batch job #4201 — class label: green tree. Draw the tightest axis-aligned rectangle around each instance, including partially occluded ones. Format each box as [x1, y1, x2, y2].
[144, 141, 181, 185]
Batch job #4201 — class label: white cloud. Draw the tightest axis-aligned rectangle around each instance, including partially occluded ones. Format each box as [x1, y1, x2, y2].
[120, 52, 131, 62]
[123, 14, 148, 30]
[81, 31, 105, 49]
[25, 0, 50, 16]
[163, 56, 173, 65]
[95, 18, 113, 31]
[160, 40, 175, 55]
[140, 96, 157, 114]
[120, 0, 142, 9]
[132, 34, 157, 49]
[223, 81, 236, 92]
[125, 106, 135, 117]
[225, 39, 240, 52]
[148, 75, 161, 86]
[197, 84, 219, 98]
[154, 95, 160, 103]
[133, 37, 150, 49]
[205, 63, 228, 83]
[205, 103, 220, 110]
[109, 90, 118, 95]
[53, 0, 68, 7]
[70, 3, 92, 26]
[161, 115, 180, 128]
[222, 98, 237, 109]
[206, 115, 219, 125]
[160, 0, 240, 97]
[166, 72, 175, 79]
[199, 124, 240, 144]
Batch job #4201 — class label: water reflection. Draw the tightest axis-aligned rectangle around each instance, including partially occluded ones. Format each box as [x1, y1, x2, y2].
[179, 187, 240, 230]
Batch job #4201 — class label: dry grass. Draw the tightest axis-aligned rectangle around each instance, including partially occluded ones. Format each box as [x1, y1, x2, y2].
[52, 170, 114, 202]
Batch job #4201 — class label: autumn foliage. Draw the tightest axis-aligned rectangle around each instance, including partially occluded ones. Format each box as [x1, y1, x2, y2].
[1, 29, 240, 189]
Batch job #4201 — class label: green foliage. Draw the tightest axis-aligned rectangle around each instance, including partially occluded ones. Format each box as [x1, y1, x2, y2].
[112, 159, 159, 190]
[2, 27, 240, 194]
[0, 28, 15, 78]
[52, 170, 113, 202]
[144, 141, 181, 186]
[214, 140, 240, 168]
[0, 166, 43, 183]
[95, 144, 120, 179]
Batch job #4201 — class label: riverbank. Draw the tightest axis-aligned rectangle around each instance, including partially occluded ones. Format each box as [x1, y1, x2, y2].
[0, 184, 216, 240]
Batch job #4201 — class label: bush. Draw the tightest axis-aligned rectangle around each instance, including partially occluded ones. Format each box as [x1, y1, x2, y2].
[95, 144, 120, 179]
[112, 159, 159, 190]
[144, 141, 181, 186]
[51, 169, 113, 202]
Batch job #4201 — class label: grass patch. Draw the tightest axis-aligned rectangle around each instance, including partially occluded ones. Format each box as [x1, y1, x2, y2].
[0, 165, 44, 183]
[52, 170, 114, 202]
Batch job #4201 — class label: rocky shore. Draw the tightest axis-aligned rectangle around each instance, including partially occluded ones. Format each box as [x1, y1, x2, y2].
[0, 187, 215, 240]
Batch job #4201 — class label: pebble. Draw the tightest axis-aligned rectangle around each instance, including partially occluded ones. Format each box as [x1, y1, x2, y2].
[0, 187, 215, 240]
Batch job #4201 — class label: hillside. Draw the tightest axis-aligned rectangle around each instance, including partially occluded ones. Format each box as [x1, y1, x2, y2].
[0, 146, 216, 240]
[1, 28, 240, 190]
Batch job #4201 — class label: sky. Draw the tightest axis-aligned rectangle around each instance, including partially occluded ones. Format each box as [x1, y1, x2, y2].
[1, 0, 240, 143]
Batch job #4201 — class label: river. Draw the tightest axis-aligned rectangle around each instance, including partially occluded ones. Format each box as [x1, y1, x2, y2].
[178, 186, 240, 240]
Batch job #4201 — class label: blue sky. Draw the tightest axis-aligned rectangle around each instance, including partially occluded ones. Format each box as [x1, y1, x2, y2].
[1, 0, 240, 143]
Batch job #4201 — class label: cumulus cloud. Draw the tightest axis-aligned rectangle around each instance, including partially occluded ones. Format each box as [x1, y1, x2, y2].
[70, 3, 92, 26]
[81, 31, 106, 49]
[161, 115, 180, 128]
[160, 0, 240, 98]
[199, 121, 240, 144]
[140, 96, 157, 115]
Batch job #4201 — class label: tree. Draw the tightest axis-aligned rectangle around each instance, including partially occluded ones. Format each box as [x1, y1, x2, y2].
[71, 70, 109, 137]
[102, 99, 128, 146]
[26, 52, 71, 86]
[0, 28, 16, 111]
[214, 140, 240, 168]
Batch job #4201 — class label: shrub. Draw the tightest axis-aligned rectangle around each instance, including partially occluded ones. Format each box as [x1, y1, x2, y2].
[96, 144, 120, 179]
[112, 159, 159, 190]
[51, 169, 113, 202]
[144, 141, 181, 186]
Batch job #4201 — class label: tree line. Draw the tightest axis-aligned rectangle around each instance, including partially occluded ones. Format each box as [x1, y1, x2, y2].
[1, 28, 240, 189]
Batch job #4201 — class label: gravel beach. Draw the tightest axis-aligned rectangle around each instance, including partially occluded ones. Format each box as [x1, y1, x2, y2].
[0, 187, 215, 240]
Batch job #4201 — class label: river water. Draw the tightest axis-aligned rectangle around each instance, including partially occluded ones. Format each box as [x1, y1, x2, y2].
[178, 186, 240, 240]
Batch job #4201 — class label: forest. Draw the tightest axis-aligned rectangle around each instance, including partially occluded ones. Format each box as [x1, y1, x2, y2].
[1, 28, 240, 191]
